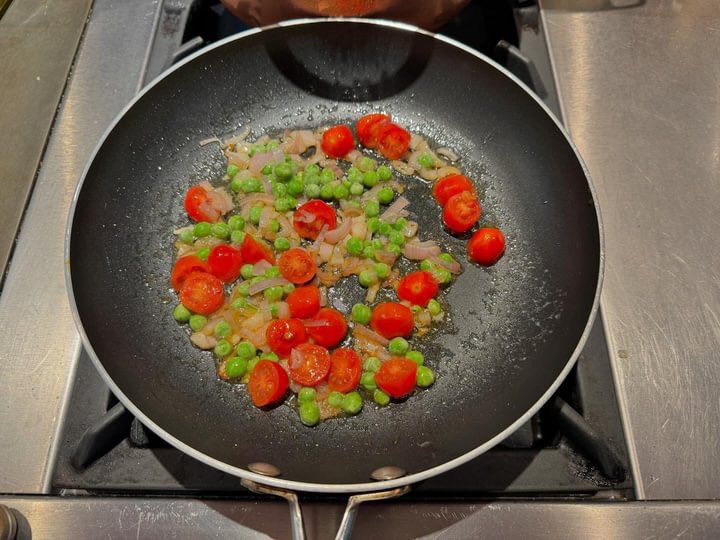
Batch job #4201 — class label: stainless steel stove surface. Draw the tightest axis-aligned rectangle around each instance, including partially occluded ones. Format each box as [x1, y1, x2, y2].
[2, 0, 720, 538]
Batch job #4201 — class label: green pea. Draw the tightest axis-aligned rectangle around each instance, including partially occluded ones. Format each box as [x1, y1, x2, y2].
[298, 387, 316, 403]
[248, 276, 265, 285]
[419, 259, 433, 271]
[264, 286, 284, 302]
[416, 366, 435, 388]
[196, 247, 210, 261]
[179, 229, 194, 244]
[211, 222, 230, 240]
[287, 179, 305, 196]
[261, 163, 273, 175]
[367, 217, 380, 233]
[267, 140, 279, 151]
[189, 314, 207, 331]
[389, 231, 405, 246]
[305, 172, 320, 185]
[320, 168, 335, 184]
[173, 304, 191, 323]
[305, 163, 320, 176]
[320, 184, 334, 200]
[269, 304, 279, 318]
[266, 219, 279, 234]
[351, 303, 372, 325]
[249, 206, 262, 224]
[347, 167, 363, 184]
[349, 182, 364, 196]
[362, 170, 378, 187]
[305, 183, 321, 198]
[418, 153, 434, 168]
[377, 187, 394, 205]
[363, 356, 381, 373]
[341, 391, 363, 415]
[374, 222, 390, 237]
[374, 262, 390, 279]
[274, 162, 294, 181]
[283, 283, 295, 295]
[393, 217, 407, 231]
[360, 371, 377, 391]
[371, 238, 383, 250]
[225, 357, 247, 379]
[230, 177, 243, 193]
[235, 341, 256, 360]
[362, 245, 376, 259]
[230, 230, 246, 244]
[346, 237, 363, 256]
[227, 164, 240, 177]
[299, 401, 321, 426]
[377, 164, 392, 181]
[275, 197, 296, 212]
[193, 222, 211, 238]
[388, 337, 409, 355]
[244, 357, 260, 374]
[427, 299, 442, 316]
[214, 321, 232, 338]
[237, 283, 250, 296]
[358, 269, 378, 287]
[439, 253, 455, 263]
[228, 215, 245, 231]
[333, 184, 350, 200]
[264, 266, 280, 279]
[431, 267, 452, 285]
[411, 304, 422, 314]
[327, 391, 345, 408]
[274, 237, 291, 251]
[241, 178, 263, 193]
[231, 298, 255, 310]
[406, 350, 424, 366]
[356, 156, 375, 172]
[260, 351, 279, 362]
[373, 389, 390, 406]
[364, 200, 380, 217]
[272, 182, 288, 198]
[386, 243, 402, 257]
[214, 339, 233, 358]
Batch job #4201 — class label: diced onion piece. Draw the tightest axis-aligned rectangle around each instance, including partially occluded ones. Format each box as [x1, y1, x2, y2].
[247, 276, 290, 296]
[353, 324, 389, 347]
[380, 196, 410, 222]
[252, 259, 273, 276]
[430, 255, 462, 274]
[191, 332, 216, 350]
[303, 318, 332, 328]
[318, 242, 334, 262]
[275, 302, 290, 319]
[319, 287, 328, 307]
[324, 217, 352, 244]
[403, 240, 441, 260]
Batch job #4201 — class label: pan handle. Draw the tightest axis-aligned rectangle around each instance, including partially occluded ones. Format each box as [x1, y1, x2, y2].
[240, 479, 410, 540]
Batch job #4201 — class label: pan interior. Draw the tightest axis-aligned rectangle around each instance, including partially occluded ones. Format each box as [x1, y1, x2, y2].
[70, 21, 600, 487]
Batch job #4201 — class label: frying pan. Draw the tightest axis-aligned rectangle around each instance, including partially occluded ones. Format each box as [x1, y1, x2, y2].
[67, 17, 601, 513]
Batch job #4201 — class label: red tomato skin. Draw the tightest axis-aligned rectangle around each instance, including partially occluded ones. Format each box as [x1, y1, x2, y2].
[370, 302, 414, 339]
[184, 185, 221, 223]
[432, 174, 475, 206]
[328, 348, 362, 392]
[278, 248, 317, 284]
[396, 271, 439, 307]
[240, 234, 275, 265]
[249, 360, 289, 407]
[171, 255, 209, 290]
[321, 125, 355, 158]
[266, 319, 308, 357]
[375, 358, 418, 398]
[356, 113, 390, 148]
[468, 227, 506, 266]
[377, 122, 411, 160]
[288, 343, 331, 387]
[306, 308, 348, 348]
[286, 286, 321, 319]
[207, 244, 243, 282]
[293, 200, 337, 240]
[178, 271, 224, 315]
[442, 191, 481, 234]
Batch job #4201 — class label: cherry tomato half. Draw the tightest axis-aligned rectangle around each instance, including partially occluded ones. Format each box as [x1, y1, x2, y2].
[286, 285, 321, 319]
[184, 185, 220, 223]
[370, 302, 414, 339]
[240, 234, 275, 265]
[321, 125, 355, 158]
[468, 227, 506, 266]
[376, 122, 411, 160]
[356, 113, 390, 148]
[397, 271, 439, 307]
[443, 190, 481, 234]
[249, 360, 289, 407]
[288, 343, 331, 387]
[278, 248, 317, 284]
[306, 307, 347, 348]
[266, 318, 308, 357]
[375, 358, 418, 398]
[293, 200, 337, 240]
[432, 174, 475, 206]
[328, 348, 362, 393]
[171, 255, 209, 290]
[179, 271, 224, 315]
[208, 244, 244, 282]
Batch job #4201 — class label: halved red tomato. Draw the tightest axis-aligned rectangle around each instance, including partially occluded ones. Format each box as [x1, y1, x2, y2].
[288, 343, 331, 387]
[184, 185, 222, 223]
[376, 122, 411, 160]
[432, 174, 475, 206]
[178, 271, 224, 315]
[321, 125, 355, 158]
[249, 360, 289, 407]
[171, 255, 209, 290]
[397, 271, 439, 307]
[306, 308, 347, 348]
[375, 358, 418, 398]
[356, 113, 390, 148]
[442, 190, 481, 234]
[240, 234, 275, 264]
[278, 248, 316, 284]
[266, 318, 308, 357]
[370, 302, 414, 339]
[328, 348, 362, 393]
[208, 244, 243, 282]
[286, 285, 321, 319]
[293, 200, 337, 240]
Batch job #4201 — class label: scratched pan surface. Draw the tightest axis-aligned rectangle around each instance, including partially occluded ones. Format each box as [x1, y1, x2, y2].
[67, 20, 601, 492]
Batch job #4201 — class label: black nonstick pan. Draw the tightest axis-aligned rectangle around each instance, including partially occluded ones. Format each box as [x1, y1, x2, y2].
[67, 19, 602, 501]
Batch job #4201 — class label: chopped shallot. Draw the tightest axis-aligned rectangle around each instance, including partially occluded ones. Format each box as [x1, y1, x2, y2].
[252, 259, 273, 276]
[324, 217, 352, 244]
[402, 240, 441, 260]
[380, 196, 410, 222]
[319, 287, 328, 307]
[247, 276, 290, 296]
[430, 255, 462, 274]
[352, 324, 389, 347]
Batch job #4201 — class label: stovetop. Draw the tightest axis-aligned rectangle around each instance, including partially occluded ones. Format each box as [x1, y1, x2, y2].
[49, 0, 632, 501]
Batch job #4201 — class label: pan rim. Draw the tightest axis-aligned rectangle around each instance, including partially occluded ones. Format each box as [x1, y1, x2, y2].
[65, 17, 604, 494]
